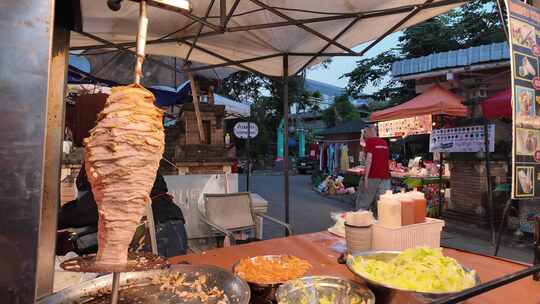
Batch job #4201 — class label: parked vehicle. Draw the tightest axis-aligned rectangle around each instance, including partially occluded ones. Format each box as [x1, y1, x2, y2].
[296, 156, 317, 174]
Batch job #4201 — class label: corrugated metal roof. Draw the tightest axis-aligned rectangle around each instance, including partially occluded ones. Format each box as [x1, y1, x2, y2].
[392, 42, 509, 77]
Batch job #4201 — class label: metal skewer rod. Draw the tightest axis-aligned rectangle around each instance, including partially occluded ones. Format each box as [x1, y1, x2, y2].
[110, 272, 121, 304]
[134, 0, 148, 84]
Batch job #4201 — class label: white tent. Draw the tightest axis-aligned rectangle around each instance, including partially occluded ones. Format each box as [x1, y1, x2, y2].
[214, 93, 250, 118]
[70, 0, 467, 226]
[71, 0, 467, 77]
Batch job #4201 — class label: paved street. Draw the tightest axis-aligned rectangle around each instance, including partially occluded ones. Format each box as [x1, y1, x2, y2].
[239, 174, 353, 239]
[239, 174, 534, 264]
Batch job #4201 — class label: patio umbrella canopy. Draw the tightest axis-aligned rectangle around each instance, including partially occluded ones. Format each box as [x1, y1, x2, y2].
[481, 88, 512, 120]
[71, 0, 467, 76]
[370, 85, 468, 121]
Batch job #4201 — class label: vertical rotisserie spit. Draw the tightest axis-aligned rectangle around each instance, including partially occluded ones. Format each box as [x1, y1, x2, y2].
[84, 84, 164, 266]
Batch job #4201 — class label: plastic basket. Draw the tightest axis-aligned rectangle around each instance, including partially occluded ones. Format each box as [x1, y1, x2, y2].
[372, 217, 445, 251]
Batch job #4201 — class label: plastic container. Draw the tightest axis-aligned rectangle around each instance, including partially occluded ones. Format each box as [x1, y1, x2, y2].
[397, 193, 415, 226]
[409, 189, 427, 224]
[372, 217, 445, 251]
[345, 222, 372, 254]
[377, 191, 401, 228]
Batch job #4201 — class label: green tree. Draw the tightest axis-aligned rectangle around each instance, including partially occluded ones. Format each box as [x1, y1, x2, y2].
[344, 0, 506, 106]
[322, 95, 360, 127]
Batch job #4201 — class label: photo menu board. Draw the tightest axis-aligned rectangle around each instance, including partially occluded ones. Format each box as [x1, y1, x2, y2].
[429, 125, 495, 153]
[377, 115, 432, 138]
[507, 0, 540, 199]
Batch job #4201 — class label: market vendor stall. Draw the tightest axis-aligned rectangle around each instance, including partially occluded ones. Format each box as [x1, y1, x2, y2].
[170, 232, 540, 303]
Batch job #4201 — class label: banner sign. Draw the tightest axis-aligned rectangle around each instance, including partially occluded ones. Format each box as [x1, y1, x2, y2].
[507, 0, 540, 199]
[429, 125, 495, 153]
[377, 115, 432, 138]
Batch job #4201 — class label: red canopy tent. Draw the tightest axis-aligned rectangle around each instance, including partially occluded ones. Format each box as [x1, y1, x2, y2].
[481, 89, 512, 120]
[370, 85, 468, 122]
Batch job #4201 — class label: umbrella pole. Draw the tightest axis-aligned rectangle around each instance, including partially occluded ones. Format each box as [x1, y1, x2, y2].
[134, 0, 148, 85]
[283, 54, 290, 235]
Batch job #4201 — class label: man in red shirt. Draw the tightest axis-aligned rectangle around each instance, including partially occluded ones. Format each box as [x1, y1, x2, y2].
[356, 125, 390, 210]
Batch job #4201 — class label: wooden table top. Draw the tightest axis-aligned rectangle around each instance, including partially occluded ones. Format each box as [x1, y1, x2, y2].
[170, 232, 540, 304]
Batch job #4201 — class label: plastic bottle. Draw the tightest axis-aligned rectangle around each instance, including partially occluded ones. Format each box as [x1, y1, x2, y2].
[397, 192, 415, 226]
[377, 190, 401, 228]
[409, 188, 427, 223]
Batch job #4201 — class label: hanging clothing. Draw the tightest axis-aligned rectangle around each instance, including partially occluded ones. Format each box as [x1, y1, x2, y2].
[340, 144, 349, 172]
[333, 144, 340, 174]
[327, 145, 335, 173]
[319, 144, 324, 170]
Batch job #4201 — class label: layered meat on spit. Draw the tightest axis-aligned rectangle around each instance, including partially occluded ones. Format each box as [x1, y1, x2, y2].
[84, 84, 164, 266]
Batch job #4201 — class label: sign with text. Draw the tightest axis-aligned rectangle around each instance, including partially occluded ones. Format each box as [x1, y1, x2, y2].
[507, 0, 540, 199]
[429, 125, 495, 153]
[233, 121, 259, 139]
[377, 115, 432, 138]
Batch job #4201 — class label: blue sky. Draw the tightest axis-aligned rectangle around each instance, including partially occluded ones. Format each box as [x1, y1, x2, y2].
[306, 32, 402, 94]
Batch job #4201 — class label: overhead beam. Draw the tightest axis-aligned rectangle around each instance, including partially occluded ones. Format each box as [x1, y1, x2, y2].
[360, 0, 433, 56]
[249, 0, 359, 55]
[71, 0, 468, 52]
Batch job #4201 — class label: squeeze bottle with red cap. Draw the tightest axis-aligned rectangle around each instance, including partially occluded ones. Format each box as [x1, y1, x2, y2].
[398, 192, 415, 226]
[409, 188, 427, 223]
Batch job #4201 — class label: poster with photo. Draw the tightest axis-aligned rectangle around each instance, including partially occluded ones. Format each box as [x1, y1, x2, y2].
[429, 125, 495, 153]
[507, 0, 540, 199]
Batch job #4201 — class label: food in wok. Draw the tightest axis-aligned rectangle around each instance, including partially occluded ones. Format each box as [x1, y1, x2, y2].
[234, 255, 312, 284]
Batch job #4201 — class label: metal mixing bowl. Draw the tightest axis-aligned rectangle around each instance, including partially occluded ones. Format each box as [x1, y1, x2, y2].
[232, 255, 310, 301]
[346, 251, 481, 302]
[276, 276, 375, 304]
[37, 264, 250, 304]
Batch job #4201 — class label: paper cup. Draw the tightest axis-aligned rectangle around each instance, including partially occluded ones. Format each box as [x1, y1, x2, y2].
[345, 222, 372, 254]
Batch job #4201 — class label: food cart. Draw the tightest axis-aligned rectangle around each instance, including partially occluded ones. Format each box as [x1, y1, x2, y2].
[1, 0, 539, 303]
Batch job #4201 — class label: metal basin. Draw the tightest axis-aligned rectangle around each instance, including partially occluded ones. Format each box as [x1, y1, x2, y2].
[37, 264, 250, 304]
[346, 251, 481, 302]
[276, 276, 375, 304]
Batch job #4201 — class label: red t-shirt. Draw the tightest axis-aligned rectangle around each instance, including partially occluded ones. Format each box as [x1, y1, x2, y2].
[364, 137, 390, 179]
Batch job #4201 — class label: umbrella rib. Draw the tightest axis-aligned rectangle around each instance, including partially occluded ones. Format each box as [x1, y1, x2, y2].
[71, 0, 468, 52]
[223, 0, 241, 27]
[248, 0, 359, 56]
[360, 0, 434, 56]
[185, 0, 216, 62]
[76, 31, 184, 76]
[294, 16, 362, 76]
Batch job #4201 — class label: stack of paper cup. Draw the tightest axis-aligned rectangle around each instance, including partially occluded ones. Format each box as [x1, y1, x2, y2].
[345, 211, 374, 254]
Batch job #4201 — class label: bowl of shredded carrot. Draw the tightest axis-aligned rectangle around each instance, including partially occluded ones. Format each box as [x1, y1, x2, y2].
[233, 255, 312, 300]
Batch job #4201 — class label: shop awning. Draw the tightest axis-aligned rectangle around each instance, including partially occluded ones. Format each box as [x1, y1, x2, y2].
[481, 88, 512, 120]
[71, 0, 467, 77]
[369, 85, 468, 121]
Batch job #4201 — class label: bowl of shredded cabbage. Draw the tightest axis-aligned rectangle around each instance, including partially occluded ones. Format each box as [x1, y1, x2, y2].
[346, 247, 480, 301]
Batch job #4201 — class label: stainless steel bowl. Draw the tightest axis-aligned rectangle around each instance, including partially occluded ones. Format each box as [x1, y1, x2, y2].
[38, 264, 250, 304]
[346, 251, 481, 302]
[276, 276, 375, 304]
[232, 255, 310, 301]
